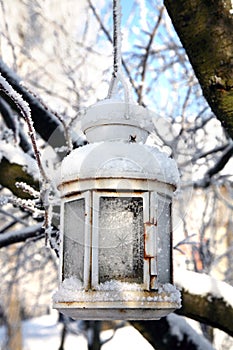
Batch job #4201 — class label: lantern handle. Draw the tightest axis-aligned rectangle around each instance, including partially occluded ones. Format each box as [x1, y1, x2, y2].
[107, 0, 133, 118]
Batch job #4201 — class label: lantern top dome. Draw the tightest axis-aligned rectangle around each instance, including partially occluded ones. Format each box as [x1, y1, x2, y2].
[81, 99, 154, 143]
[58, 141, 179, 188]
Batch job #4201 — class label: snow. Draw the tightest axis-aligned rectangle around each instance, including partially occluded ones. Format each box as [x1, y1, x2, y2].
[15, 181, 40, 198]
[53, 277, 181, 305]
[0, 312, 154, 350]
[145, 144, 180, 187]
[101, 324, 154, 350]
[175, 268, 233, 308]
[96, 280, 144, 292]
[59, 141, 179, 187]
[167, 313, 215, 350]
[0, 313, 87, 350]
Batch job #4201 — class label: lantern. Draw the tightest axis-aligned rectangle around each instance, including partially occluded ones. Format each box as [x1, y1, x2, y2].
[53, 99, 181, 319]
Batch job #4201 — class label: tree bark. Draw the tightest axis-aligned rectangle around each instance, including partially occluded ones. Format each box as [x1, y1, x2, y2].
[177, 288, 233, 337]
[0, 157, 39, 198]
[164, 0, 233, 139]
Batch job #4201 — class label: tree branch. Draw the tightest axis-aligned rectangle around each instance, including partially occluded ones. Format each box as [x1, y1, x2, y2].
[194, 143, 233, 188]
[0, 73, 49, 182]
[0, 157, 39, 199]
[175, 269, 233, 337]
[0, 224, 43, 248]
[132, 270, 233, 349]
[0, 59, 67, 148]
[137, 7, 164, 104]
[0, 97, 33, 154]
[132, 314, 214, 350]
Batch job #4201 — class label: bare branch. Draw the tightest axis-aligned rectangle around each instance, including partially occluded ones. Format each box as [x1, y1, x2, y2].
[194, 143, 233, 188]
[0, 209, 28, 231]
[0, 224, 43, 248]
[137, 6, 164, 104]
[0, 59, 67, 148]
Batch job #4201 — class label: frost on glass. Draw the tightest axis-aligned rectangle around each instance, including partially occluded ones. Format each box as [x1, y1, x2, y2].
[98, 197, 143, 283]
[157, 197, 172, 284]
[63, 199, 85, 281]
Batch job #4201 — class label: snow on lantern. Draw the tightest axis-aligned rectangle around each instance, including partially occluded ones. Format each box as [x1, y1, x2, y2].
[53, 99, 181, 319]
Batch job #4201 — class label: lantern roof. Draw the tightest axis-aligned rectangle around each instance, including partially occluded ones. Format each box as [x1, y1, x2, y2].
[59, 141, 179, 188]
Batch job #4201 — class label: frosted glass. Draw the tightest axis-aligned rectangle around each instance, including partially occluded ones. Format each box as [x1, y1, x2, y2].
[98, 197, 143, 283]
[157, 198, 171, 284]
[63, 199, 85, 281]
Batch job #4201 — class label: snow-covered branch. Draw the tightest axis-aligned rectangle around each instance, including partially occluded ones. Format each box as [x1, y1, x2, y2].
[0, 96, 33, 154]
[0, 224, 43, 248]
[0, 157, 39, 199]
[0, 59, 67, 147]
[175, 269, 233, 337]
[132, 270, 233, 349]
[0, 73, 48, 182]
[132, 314, 214, 350]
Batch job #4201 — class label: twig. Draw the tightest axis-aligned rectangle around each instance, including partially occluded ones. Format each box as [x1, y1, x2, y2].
[0, 73, 49, 182]
[20, 82, 73, 153]
[138, 6, 164, 104]
[194, 143, 233, 188]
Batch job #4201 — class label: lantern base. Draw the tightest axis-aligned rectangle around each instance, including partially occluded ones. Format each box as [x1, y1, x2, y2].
[53, 300, 179, 320]
[53, 280, 181, 320]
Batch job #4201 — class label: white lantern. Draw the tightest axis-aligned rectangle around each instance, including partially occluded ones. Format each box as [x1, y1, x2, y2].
[53, 100, 181, 320]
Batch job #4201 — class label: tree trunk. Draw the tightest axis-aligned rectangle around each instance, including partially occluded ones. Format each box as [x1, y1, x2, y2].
[164, 0, 233, 139]
[86, 321, 102, 350]
[6, 283, 22, 350]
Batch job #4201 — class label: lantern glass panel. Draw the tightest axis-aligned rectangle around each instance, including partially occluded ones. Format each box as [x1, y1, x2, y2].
[157, 196, 171, 283]
[63, 199, 85, 281]
[98, 197, 144, 283]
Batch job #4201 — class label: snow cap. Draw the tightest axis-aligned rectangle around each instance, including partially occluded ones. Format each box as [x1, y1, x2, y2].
[81, 99, 154, 143]
[59, 141, 179, 187]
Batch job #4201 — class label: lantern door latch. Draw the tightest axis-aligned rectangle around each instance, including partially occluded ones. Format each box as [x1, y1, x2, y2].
[144, 221, 158, 290]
